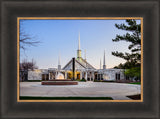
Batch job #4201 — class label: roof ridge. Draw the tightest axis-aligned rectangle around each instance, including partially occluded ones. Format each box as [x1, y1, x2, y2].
[62, 59, 72, 70]
[75, 59, 86, 68]
[81, 58, 95, 69]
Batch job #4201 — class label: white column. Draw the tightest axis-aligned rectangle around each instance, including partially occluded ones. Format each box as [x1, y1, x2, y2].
[85, 72, 87, 81]
[49, 72, 50, 80]
[89, 72, 91, 81]
[65, 72, 67, 79]
[92, 72, 94, 81]
[80, 72, 82, 80]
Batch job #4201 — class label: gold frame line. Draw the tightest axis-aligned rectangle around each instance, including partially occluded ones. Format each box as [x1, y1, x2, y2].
[17, 17, 143, 102]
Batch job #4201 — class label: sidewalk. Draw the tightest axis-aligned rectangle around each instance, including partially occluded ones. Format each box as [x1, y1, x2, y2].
[20, 82, 141, 100]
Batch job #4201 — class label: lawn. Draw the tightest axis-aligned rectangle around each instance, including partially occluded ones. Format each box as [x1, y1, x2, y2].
[24, 80, 41, 82]
[129, 82, 141, 85]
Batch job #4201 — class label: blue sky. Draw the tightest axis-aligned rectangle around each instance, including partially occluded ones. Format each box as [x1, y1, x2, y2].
[20, 19, 140, 69]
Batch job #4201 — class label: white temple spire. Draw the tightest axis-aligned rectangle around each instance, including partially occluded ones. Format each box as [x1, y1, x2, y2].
[58, 54, 60, 65]
[78, 32, 80, 50]
[103, 50, 105, 65]
[100, 59, 101, 69]
[84, 49, 86, 61]
[58, 53, 61, 70]
[77, 32, 82, 61]
[103, 50, 106, 69]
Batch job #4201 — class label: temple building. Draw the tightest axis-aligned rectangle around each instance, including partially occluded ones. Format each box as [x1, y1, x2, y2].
[27, 33, 125, 81]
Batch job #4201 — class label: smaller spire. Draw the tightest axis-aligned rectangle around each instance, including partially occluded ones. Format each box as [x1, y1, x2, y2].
[103, 50, 106, 69]
[58, 53, 61, 70]
[84, 49, 86, 60]
[100, 59, 101, 69]
[58, 53, 60, 65]
[103, 50, 105, 65]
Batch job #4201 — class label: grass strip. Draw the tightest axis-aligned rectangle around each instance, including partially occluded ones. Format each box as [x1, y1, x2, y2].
[129, 82, 141, 85]
[24, 80, 42, 82]
[94, 80, 115, 82]
[20, 96, 113, 100]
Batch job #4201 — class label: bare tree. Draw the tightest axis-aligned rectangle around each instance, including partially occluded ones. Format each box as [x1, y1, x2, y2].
[20, 59, 38, 70]
[20, 59, 38, 81]
[19, 20, 40, 81]
[19, 20, 40, 50]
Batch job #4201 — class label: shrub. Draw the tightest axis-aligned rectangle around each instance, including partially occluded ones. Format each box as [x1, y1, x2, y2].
[76, 79, 86, 82]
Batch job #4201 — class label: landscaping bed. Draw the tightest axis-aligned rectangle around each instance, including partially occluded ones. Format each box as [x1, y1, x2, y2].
[127, 94, 141, 100]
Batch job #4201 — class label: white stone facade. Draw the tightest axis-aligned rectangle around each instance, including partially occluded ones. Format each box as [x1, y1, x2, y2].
[28, 69, 42, 80]
[100, 69, 125, 81]
[28, 69, 48, 80]
[27, 68, 125, 81]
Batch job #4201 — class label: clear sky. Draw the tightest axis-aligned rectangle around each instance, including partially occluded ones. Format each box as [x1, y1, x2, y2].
[20, 19, 140, 69]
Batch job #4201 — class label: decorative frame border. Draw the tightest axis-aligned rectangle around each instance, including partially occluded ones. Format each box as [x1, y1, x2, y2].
[1, 0, 159, 119]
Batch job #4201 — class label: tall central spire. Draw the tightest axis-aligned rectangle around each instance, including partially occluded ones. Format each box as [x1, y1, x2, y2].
[78, 32, 80, 50]
[103, 50, 106, 69]
[77, 32, 82, 61]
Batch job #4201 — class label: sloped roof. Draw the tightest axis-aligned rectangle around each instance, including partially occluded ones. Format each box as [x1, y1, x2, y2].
[80, 58, 95, 69]
[62, 57, 95, 70]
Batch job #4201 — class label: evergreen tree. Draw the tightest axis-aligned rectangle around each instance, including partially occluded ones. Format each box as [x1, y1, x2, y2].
[112, 19, 141, 80]
[112, 19, 141, 66]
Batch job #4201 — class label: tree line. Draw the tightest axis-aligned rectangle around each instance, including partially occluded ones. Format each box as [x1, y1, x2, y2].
[112, 19, 141, 81]
[19, 20, 39, 81]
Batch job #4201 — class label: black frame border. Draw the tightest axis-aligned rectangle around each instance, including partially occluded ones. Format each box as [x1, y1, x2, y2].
[1, 0, 159, 119]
